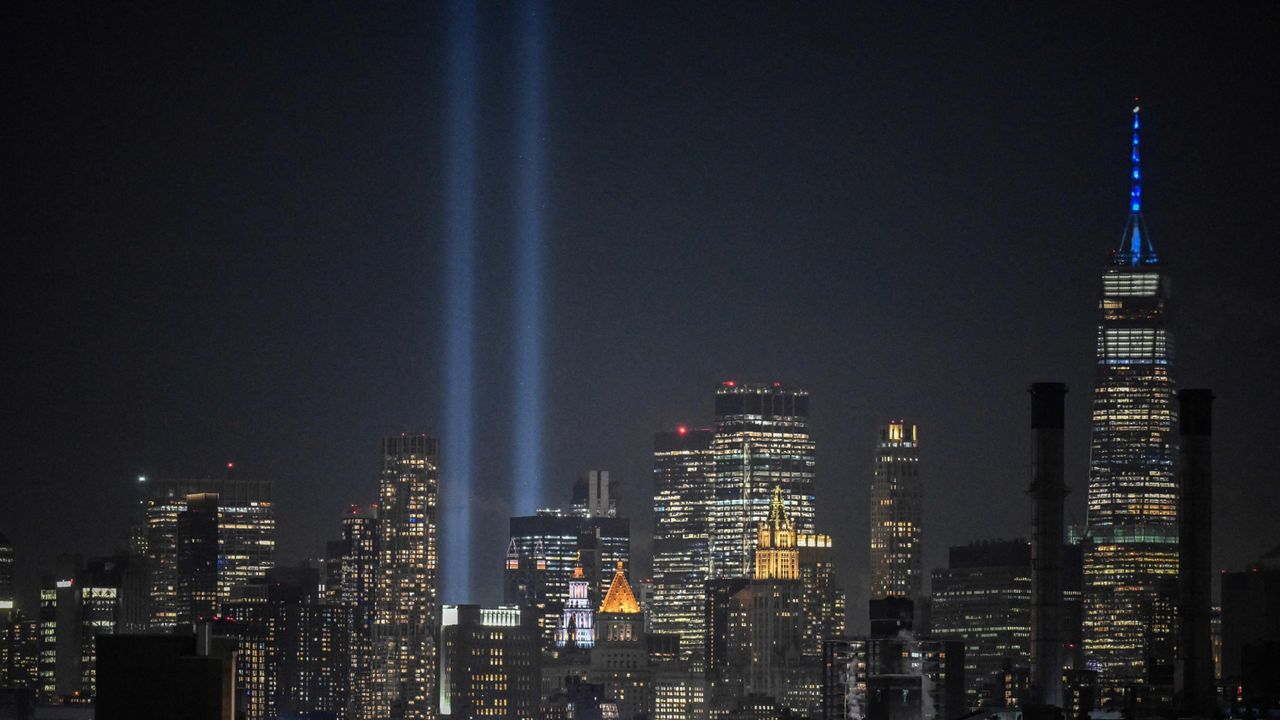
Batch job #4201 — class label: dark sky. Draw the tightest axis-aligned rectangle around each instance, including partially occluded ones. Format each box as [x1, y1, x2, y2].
[5, 2, 1279, 628]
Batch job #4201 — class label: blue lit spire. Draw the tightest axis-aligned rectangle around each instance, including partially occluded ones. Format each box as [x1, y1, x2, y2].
[1115, 99, 1159, 267]
[1129, 102, 1141, 213]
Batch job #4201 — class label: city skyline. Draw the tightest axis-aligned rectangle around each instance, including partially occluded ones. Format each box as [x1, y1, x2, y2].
[5, 1, 1280, 640]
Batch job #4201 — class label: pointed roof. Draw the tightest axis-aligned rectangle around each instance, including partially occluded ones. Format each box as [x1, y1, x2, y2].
[1113, 101, 1160, 267]
[598, 560, 640, 614]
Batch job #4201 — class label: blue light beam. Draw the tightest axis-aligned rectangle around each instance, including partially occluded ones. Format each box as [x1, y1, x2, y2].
[442, 0, 478, 604]
[513, 0, 548, 515]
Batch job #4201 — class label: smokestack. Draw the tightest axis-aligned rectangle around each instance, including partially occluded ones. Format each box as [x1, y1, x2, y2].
[1028, 382, 1067, 709]
[1176, 389, 1214, 716]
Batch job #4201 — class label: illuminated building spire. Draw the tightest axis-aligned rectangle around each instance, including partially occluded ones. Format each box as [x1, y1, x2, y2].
[1115, 100, 1159, 267]
[1130, 101, 1142, 214]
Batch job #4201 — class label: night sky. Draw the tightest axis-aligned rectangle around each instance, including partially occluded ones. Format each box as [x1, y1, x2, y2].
[6, 2, 1280, 629]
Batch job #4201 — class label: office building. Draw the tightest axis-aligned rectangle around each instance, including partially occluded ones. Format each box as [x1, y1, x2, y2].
[0, 534, 12, 622]
[439, 605, 540, 719]
[870, 420, 922, 603]
[505, 510, 629, 648]
[710, 381, 816, 579]
[589, 562, 650, 719]
[145, 477, 276, 631]
[334, 505, 379, 718]
[370, 434, 440, 719]
[556, 564, 595, 650]
[1083, 104, 1179, 706]
[651, 426, 715, 662]
[821, 635, 964, 720]
[1220, 546, 1280, 705]
[931, 540, 1031, 707]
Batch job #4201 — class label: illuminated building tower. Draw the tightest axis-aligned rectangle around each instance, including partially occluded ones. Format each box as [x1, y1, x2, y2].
[220, 566, 350, 720]
[145, 477, 275, 631]
[0, 533, 13, 622]
[798, 532, 846, 661]
[651, 426, 715, 662]
[336, 506, 379, 718]
[1, 613, 40, 691]
[556, 563, 595, 650]
[720, 491, 817, 716]
[505, 507, 629, 649]
[438, 605, 541, 719]
[869, 420, 922, 603]
[31, 555, 145, 703]
[371, 434, 440, 719]
[590, 562, 650, 719]
[710, 381, 816, 579]
[177, 493, 220, 626]
[1082, 103, 1178, 706]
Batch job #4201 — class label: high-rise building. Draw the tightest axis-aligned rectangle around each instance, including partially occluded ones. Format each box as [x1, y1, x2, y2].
[590, 562, 650, 719]
[0, 533, 13, 622]
[710, 381, 816, 579]
[371, 434, 440, 719]
[1220, 546, 1280, 704]
[798, 533, 846, 660]
[1082, 104, 1179, 706]
[1, 612, 40, 692]
[721, 492, 820, 716]
[145, 477, 276, 631]
[930, 540, 1031, 707]
[504, 510, 629, 648]
[869, 420, 922, 603]
[217, 564, 352, 720]
[177, 493, 220, 627]
[651, 426, 715, 662]
[822, 635, 965, 720]
[439, 605, 541, 719]
[334, 506, 379, 719]
[30, 554, 145, 703]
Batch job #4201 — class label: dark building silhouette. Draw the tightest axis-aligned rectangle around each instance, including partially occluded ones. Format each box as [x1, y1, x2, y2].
[1028, 383, 1067, 709]
[1175, 389, 1214, 716]
[95, 632, 236, 720]
[1221, 547, 1280, 705]
[177, 493, 220, 626]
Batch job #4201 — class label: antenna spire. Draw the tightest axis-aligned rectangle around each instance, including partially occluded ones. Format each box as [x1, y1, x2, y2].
[1130, 100, 1142, 214]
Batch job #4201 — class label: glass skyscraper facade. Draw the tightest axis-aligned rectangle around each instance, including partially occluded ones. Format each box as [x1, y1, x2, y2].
[650, 426, 715, 660]
[869, 420, 922, 601]
[143, 477, 276, 631]
[710, 382, 815, 579]
[371, 434, 440, 719]
[1083, 104, 1178, 704]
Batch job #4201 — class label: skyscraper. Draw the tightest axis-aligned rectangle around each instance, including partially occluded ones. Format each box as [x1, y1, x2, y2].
[371, 434, 440, 719]
[144, 477, 276, 631]
[0, 533, 13, 622]
[336, 506, 379, 719]
[869, 420, 922, 602]
[439, 605, 541, 719]
[650, 426, 715, 660]
[1082, 104, 1178, 705]
[710, 381, 815, 579]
